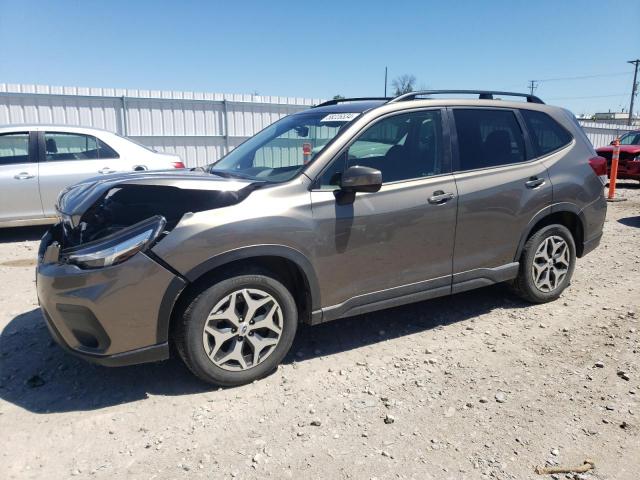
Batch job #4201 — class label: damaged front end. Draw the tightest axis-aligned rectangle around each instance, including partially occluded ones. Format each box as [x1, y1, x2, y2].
[36, 171, 261, 364]
[40, 172, 259, 267]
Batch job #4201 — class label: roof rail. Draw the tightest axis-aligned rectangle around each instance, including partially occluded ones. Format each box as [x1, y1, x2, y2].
[312, 97, 391, 108]
[388, 90, 544, 104]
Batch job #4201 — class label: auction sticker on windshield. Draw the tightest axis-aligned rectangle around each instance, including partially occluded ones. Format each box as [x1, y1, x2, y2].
[321, 113, 359, 122]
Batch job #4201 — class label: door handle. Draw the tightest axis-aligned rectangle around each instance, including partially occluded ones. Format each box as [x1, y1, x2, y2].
[98, 167, 116, 174]
[14, 172, 35, 180]
[525, 177, 545, 189]
[428, 190, 455, 205]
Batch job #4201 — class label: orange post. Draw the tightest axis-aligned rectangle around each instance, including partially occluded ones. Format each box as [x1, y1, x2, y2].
[607, 138, 620, 200]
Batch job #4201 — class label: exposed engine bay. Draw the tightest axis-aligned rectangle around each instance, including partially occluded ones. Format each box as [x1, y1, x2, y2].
[56, 182, 258, 250]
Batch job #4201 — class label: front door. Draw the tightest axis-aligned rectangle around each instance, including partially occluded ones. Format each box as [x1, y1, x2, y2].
[310, 109, 458, 316]
[0, 131, 43, 223]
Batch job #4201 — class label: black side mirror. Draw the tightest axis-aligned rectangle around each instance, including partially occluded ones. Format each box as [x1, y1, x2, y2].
[339, 166, 382, 193]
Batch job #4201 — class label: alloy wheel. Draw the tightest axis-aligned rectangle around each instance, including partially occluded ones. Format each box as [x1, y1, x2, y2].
[202, 288, 283, 371]
[531, 235, 570, 293]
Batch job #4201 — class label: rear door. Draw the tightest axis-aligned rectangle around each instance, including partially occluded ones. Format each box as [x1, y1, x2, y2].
[37, 131, 120, 216]
[449, 107, 552, 290]
[0, 131, 43, 222]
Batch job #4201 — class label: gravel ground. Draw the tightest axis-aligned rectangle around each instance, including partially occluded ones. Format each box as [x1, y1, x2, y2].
[0, 184, 638, 480]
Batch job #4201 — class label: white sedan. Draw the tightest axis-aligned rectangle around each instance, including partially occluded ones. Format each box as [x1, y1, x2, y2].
[0, 125, 185, 227]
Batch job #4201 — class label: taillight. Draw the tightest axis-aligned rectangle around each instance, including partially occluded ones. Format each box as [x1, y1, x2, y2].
[172, 161, 186, 169]
[589, 156, 607, 176]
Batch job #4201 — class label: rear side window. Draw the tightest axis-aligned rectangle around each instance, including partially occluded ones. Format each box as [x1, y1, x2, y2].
[0, 133, 30, 165]
[453, 109, 526, 171]
[44, 132, 119, 161]
[521, 110, 572, 156]
[97, 138, 119, 159]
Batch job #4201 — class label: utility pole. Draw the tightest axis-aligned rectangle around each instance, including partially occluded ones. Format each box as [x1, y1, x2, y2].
[384, 67, 388, 97]
[528, 80, 538, 96]
[627, 59, 639, 126]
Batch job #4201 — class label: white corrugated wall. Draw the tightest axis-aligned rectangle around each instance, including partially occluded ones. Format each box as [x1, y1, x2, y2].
[577, 120, 637, 148]
[0, 83, 323, 167]
[1, 84, 635, 165]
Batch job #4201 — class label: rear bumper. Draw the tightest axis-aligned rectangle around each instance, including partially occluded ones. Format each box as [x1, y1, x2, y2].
[578, 192, 607, 258]
[36, 226, 183, 366]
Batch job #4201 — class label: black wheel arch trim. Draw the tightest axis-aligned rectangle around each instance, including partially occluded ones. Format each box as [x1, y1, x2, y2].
[156, 244, 321, 343]
[156, 275, 188, 343]
[514, 203, 586, 262]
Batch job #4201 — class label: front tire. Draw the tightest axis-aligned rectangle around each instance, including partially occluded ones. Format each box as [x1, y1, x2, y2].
[511, 224, 576, 303]
[175, 270, 298, 386]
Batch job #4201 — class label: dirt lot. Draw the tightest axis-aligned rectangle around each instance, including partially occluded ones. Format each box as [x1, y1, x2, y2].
[0, 185, 638, 480]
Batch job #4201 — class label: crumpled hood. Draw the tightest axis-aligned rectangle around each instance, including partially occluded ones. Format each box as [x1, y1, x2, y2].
[56, 169, 255, 221]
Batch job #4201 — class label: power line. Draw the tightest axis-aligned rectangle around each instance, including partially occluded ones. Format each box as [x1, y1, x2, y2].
[545, 93, 628, 100]
[536, 71, 632, 83]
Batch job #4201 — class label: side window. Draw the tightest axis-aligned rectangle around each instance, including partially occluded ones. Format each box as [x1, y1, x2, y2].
[453, 109, 526, 171]
[0, 133, 30, 165]
[97, 138, 119, 159]
[521, 110, 572, 156]
[618, 132, 639, 145]
[44, 133, 101, 161]
[318, 110, 443, 187]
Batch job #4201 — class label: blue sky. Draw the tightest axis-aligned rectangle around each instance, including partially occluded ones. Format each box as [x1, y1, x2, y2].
[0, 0, 638, 115]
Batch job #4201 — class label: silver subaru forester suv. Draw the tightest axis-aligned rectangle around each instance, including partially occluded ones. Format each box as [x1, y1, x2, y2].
[37, 90, 607, 386]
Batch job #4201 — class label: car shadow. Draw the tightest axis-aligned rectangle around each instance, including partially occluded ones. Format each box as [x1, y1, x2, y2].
[618, 216, 640, 228]
[0, 284, 528, 414]
[613, 181, 640, 190]
[0, 225, 49, 243]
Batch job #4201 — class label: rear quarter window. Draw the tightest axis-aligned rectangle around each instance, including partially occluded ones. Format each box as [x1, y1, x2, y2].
[521, 110, 572, 157]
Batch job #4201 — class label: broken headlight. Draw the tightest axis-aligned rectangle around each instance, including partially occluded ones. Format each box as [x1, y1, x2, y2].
[61, 216, 166, 269]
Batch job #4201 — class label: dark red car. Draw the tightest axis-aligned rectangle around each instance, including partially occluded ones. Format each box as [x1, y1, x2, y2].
[596, 130, 640, 182]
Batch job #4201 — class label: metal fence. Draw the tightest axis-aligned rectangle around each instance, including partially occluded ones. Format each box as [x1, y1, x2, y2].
[576, 120, 637, 148]
[1, 83, 636, 166]
[0, 83, 323, 167]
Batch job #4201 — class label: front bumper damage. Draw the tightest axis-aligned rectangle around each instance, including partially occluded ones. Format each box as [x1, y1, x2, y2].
[37, 226, 185, 366]
[35, 171, 260, 366]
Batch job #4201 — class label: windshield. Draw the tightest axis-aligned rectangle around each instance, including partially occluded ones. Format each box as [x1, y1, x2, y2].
[209, 111, 359, 182]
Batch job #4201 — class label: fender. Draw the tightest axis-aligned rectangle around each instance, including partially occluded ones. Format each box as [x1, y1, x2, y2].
[155, 244, 321, 343]
[513, 202, 586, 262]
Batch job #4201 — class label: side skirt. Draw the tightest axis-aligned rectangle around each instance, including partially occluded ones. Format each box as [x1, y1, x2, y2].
[451, 262, 519, 295]
[310, 262, 519, 325]
[312, 276, 451, 325]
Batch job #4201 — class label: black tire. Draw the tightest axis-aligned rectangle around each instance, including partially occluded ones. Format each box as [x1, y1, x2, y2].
[511, 224, 576, 304]
[175, 269, 298, 386]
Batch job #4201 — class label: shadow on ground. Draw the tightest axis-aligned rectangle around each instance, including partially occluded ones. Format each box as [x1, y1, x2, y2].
[0, 225, 49, 243]
[618, 216, 640, 228]
[613, 181, 640, 190]
[0, 284, 527, 414]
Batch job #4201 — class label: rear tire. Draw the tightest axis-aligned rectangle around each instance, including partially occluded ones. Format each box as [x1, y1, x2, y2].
[511, 224, 576, 304]
[175, 269, 298, 386]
